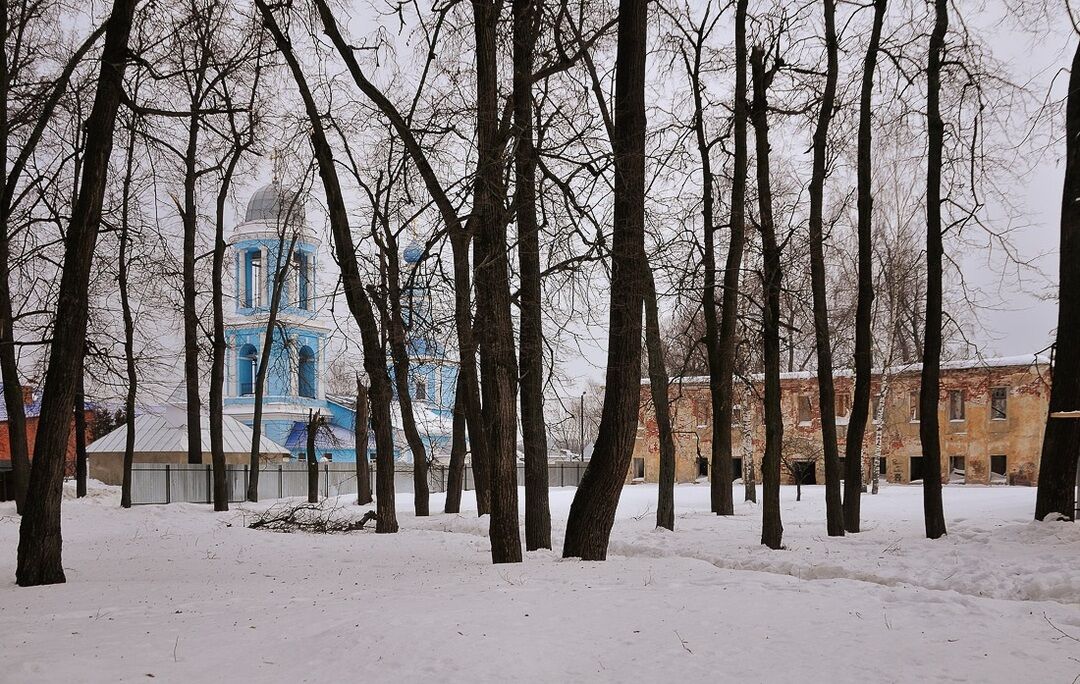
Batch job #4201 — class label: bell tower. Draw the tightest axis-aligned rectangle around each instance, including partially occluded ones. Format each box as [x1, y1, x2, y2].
[223, 184, 331, 448]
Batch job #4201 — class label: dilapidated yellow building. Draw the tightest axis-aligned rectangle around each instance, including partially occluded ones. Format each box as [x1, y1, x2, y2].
[630, 355, 1050, 487]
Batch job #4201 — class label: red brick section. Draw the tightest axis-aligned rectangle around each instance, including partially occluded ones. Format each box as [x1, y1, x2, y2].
[0, 412, 95, 477]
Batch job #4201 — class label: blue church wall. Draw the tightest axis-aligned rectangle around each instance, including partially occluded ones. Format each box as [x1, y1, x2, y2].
[232, 237, 318, 318]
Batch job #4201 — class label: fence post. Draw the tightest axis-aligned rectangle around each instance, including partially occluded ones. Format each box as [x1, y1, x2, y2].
[324, 462, 329, 498]
[206, 465, 211, 504]
[165, 464, 171, 504]
[244, 464, 249, 502]
[560, 463, 564, 487]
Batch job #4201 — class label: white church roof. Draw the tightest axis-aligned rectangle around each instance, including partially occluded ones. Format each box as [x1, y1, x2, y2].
[87, 403, 289, 455]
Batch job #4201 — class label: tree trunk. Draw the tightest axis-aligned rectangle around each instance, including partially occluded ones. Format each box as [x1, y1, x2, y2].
[645, 273, 676, 531]
[871, 373, 889, 495]
[381, 243, 429, 516]
[0, 9, 104, 515]
[808, 0, 843, 537]
[310, 0, 492, 518]
[562, 0, 648, 561]
[711, 0, 749, 517]
[444, 374, 467, 514]
[355, 376, 372, 505]
[920, 0, 949, 540]
[210, 141, 245, 513]
[1036, 39, 1080, 521]
[803, 0, 842, 533]
[750, 45, 784, 551]
[181, 99, 203, 466]
[257, 0, 398, 532]
[74, 360, 87, 498]
[16, 0, 137, 586]
[741, 383, 756, 502]
[118, 125, 138, 510]
[514, 0, 551, 551]
[472, 0, 523, 564]
[843, 0, 886, 533]
[307, 410, 321, 504]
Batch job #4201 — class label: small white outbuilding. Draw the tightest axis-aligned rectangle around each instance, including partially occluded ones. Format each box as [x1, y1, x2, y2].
[87, 403, 289, 485]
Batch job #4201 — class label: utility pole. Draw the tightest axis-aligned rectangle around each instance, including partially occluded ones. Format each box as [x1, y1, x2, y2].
[579, 391, 586, 461]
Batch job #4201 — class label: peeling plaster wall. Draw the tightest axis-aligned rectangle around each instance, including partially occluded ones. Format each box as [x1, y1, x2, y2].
[630, 362, 1050, 487]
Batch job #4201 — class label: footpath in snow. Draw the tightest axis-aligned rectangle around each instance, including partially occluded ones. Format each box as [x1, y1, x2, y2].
[1, 481, 1078, 682]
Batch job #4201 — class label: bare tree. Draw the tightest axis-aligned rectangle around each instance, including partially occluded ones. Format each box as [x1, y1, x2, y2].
[919, 0, 948, 540]
[515, 0, 552, 551]
[16, 0, 138, 586]
[750, 42, 784, 550]
[255, 0, 399, 533]
[562, 0, 647, 561]
[842, 0, 886, 534]
[806, 0, 843, 537]
[1035, 20, 1080, 521]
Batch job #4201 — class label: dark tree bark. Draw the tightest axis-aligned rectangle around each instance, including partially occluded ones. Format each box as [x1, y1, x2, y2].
[209, 98, 249, 513]
[562, 0, 648, 561]
[715, 0, 748, 511]
[0, 11, 105, 514]
[679, 2, 732, 518]
[920, 0, 948, 540]
[379, 237, 429, 516]
[355, 376, 372, 505]
[181, 87, 205, 467]
[16, 0, 137, 586]
[256, 0, 398, 532]
[307, 410, 322, 504]
[444, 374, 468, 514]
[645, 274, 676, 531]
[1035, 39, 1080, 521]
[842, 0, 886, 533]
[74, 360, 87, 498]
[472, 0, 523, 564]
[750, 45, 784, 551]
[514, 0, 551, 551]
[311, 0, 493, 517]
[808, 0, 843, 537]
[118, 122, 138, 509]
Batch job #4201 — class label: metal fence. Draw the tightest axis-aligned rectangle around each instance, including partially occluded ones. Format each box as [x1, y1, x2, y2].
[129, 460, 589, 505]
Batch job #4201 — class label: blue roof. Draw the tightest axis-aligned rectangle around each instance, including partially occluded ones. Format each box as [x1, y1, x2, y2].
[0, 385, 40, 422]
[282, 420, 356, 451]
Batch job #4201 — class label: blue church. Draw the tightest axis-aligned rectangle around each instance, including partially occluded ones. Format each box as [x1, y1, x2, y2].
[223, 184, 458, 464]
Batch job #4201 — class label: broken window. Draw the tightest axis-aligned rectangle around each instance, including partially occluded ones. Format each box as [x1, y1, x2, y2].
[948, 390, 965, 421]
[990, 454, 1007, 483]
[836, 393, 851, 418]
[909, 391, 920, 422]
[990, 386, 1008, 420]
[909, 456, 925, 483]
[631, 457, 645, 480]
[949, 455, 965, 483]
[414, 379, 428, 402]
[797, 395, 813, 424]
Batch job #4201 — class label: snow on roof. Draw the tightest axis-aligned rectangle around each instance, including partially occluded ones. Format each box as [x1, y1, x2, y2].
[652, 354, 1051, 386]
[87, 403, 289, 455]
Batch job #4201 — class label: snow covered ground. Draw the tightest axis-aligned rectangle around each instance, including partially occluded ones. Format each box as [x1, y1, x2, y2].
[2, 482, 1078, 682]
